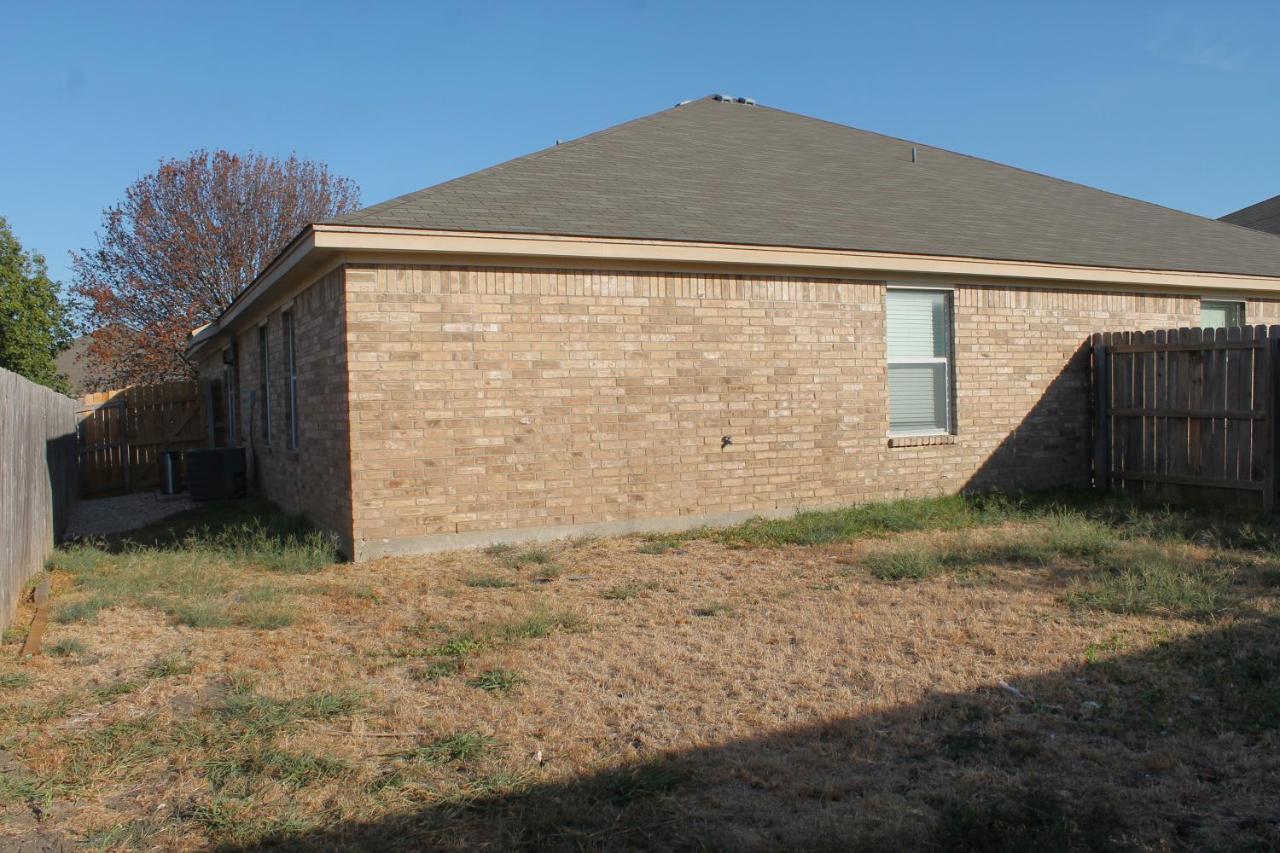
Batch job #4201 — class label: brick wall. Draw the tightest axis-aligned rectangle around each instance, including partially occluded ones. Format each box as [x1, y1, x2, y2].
[198, 268, 354, 553]
[342, 264, 1276, 557]
[195, 261, 1280, 558]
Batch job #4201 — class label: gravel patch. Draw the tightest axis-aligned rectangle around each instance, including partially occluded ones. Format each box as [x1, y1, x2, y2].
[66, 492, 195, 539]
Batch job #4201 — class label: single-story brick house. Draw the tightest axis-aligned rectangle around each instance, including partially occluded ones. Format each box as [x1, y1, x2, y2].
[189, 95, 1280, 559]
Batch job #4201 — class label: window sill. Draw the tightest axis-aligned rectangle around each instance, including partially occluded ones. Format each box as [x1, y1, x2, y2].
[888, 434, 957, 448]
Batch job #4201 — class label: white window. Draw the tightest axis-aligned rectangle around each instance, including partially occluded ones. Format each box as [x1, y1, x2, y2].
[283, 310, 299, 450]
[1201, 299, 1244, 329]
[886, 288, 953, 435]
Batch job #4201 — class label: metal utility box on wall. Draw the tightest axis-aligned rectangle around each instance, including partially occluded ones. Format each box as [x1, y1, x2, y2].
[186, 447, 247, 501]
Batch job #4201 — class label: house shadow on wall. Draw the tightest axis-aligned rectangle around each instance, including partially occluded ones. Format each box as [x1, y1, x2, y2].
[229, 613, 1280, 852]
[964, 339, 1096, 494]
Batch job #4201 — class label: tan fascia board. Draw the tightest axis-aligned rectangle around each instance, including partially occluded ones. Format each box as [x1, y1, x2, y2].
[314, 225, 1280, 294]
[188, 228, 325, 358]
[191, 223, 1280, 355]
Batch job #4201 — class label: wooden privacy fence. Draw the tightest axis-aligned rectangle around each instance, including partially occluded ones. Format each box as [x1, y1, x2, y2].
[78, 381, 205, 497]
[1, 367, 77, 632]
[1092, 326, 1280, 510]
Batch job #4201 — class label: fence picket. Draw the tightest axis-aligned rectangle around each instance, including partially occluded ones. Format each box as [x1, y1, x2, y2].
[76, 381, 205, 496]
[1093, 324, 1273, 509]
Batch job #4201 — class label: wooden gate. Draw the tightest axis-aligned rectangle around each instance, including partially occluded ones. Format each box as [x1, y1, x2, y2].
[77, 381, 206, 497]
[1092, 326, 1280, 510]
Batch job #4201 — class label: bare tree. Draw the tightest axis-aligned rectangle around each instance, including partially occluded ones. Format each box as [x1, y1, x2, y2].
[72, 150, 359, 388]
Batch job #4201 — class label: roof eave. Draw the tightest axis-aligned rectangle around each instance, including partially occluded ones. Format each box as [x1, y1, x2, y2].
[190, 223, 1280, 357]
[312, 224, 1280, 293]
[188, 226, 325, 359]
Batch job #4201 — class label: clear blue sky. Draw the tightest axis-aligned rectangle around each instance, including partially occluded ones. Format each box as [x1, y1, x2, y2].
[4, 1, 1279, 285]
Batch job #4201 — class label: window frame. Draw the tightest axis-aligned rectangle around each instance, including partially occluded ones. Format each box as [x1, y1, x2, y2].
[885, 285, 956, 438]
[1200, 298, 1245, 329]
[282, 310, 299, 451]
[223, 342, 239, 444]
[258, 324, 271, 446]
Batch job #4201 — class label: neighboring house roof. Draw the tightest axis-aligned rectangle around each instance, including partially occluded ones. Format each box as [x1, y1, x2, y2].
[328, 95, 1280, 278]
[55, 334, 97, 396]
[1220, 194, 1280, 236]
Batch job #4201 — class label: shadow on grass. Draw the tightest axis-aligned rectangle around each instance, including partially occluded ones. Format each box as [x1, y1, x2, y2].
[87, 499, 323, 554]
[226, 615, 1280, 852]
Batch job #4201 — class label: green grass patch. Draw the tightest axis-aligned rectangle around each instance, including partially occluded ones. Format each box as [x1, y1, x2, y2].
[109, 498, 340, 573]
[0, 672, 34, 690]
[229, 585, 297, 630]
[491, 609, 584, 642]
[50, 536, 298, 631]
[865, 549, 947, 581]
[464, 573, 518, 589]
[51, 637, 87, 657]
[203, 745, 351, 790]
[861, 511, 1124, 582]
[47, 501, 336, 632]
[92, 681, 140, 702]
[166, 598, 232, 628]
[416, 609, 583, 661]
[467, 668, 524, 695]
[637, 539, 681, 555]
[218, 688, 365, 738]
[500, 546, 558, 571]
[144, 652, 194, 679]
[602, 581, 657, 601]
[0, 770, 45, 808]
[188, 795, 323, 847]
[412, 659, 462, 682]
[709, 493, 1022, 548]
[425, 632, 485, 658]
[1066, 545, 1233, 619]
[53, 594, 112, 624]
[396, 731, 495, 766]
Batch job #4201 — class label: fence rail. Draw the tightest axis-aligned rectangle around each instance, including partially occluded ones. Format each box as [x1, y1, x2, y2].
[0, 368, 76, 632]
[1092, 326, 1280, 510]
[78, 381, 205, 496]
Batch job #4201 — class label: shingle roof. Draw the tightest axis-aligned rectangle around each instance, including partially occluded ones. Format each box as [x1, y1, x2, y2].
[329, 96, 1280, 278]
[1220, 194, 1280, 237]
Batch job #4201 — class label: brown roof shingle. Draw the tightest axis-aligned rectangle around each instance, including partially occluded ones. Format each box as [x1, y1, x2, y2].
[330, 96, 1280, 278]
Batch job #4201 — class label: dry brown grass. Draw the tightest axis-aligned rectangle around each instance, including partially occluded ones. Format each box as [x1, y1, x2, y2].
[1, 497, 1278, 850]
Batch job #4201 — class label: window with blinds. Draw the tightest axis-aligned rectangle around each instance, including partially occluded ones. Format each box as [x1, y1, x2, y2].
[1200, 299, 1244, 329]
[886, 289, 953, 435]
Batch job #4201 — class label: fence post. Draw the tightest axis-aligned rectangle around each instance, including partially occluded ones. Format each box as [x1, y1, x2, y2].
[1267, 326, 1280, 513]
[1092, 333, 1110, 492]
